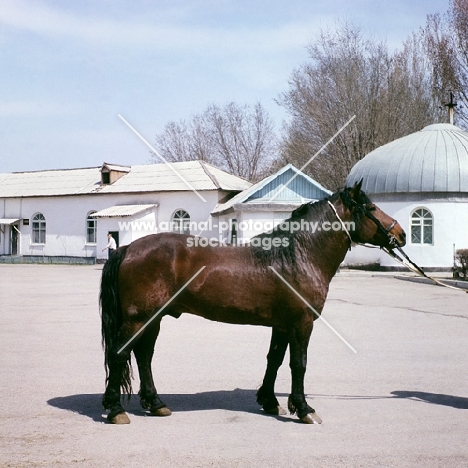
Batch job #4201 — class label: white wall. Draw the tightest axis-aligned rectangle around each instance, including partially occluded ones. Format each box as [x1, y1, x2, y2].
[3, 195, 104, 258]
[94, 191, 221, 260]
[239, 211, 290, 242]
[215, 210, 292, 245]
[343, 244, 382, 267]
[1, 190, 222, 259]
[96, 210, 158, 260]
[381, 200, 468, 268]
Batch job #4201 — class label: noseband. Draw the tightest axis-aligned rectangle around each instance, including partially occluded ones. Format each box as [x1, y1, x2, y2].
[362, 209, 399, 248]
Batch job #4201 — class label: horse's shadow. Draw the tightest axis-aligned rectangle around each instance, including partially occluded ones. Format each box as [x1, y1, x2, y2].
[47, 389, 468, 423]
[48, 393, 107, 423]
[390, 390, 468, 409]
[315, 390, 468, 409]
[47, 388, 288, 423]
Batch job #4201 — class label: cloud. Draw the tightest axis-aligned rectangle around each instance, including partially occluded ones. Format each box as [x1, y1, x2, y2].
[0, 0, 317, 56]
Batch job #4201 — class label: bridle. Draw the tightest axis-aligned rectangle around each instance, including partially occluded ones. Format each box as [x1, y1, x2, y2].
[331, 192, 400, 250]
[360, 206, 400, 249]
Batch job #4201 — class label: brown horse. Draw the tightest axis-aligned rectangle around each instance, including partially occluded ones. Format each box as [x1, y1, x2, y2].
[100, 181, 406, 424]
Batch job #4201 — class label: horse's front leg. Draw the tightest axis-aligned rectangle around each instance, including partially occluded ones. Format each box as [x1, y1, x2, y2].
[257, 327, 288, 416]
[287, 317, 322, 424]
[133, 322, 171, 417]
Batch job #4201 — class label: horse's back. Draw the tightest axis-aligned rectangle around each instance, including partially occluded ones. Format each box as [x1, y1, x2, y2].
[124, 232, 190, 259]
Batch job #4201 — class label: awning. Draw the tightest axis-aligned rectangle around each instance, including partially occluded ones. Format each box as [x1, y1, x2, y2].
[0, 218, 20, 225]
[90, 204, 158, 218]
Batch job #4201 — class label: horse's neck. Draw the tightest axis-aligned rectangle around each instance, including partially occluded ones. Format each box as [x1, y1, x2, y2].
[298, 204, 351, 281]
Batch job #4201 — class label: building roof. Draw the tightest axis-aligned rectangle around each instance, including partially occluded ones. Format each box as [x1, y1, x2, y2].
[346, 123, 468, 194]
[91, 204, 157, 218]
[0, 218, 21, 225]
[0, 161, 251, 198]
[101, 163, 130, 173]
[0, 167, 101, 197]
[212, 163, 331, 215]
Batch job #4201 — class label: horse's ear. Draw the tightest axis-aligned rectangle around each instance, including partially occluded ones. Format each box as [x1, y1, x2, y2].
[349, 179, 363, 200]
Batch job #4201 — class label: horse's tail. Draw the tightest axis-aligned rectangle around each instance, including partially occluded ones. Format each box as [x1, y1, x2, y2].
[100, 245, 133, 397]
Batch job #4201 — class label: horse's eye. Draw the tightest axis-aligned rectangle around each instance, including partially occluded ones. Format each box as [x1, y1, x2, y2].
[366, 204, 376, 211]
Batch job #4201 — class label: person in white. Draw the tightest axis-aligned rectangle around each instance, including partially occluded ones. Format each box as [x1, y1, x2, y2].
[102, 233, 117, 259]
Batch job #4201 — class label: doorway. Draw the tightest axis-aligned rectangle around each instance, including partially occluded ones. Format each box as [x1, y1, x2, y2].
[109, 231, 119, 248]
[11, 224, 19, 255]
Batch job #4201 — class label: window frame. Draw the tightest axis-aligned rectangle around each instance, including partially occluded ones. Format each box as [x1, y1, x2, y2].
[31, 213, 46, 245]
[410, 207, 433, 245]
[171, 209, 191, 235]
[86, 211, 97, 244]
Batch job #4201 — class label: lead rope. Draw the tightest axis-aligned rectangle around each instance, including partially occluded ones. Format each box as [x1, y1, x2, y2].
[361, 243, 468, 293]
[384, 246, 467, 293]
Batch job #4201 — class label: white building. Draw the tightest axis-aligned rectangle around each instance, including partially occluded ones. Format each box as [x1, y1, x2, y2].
[0, 161, 250, 263]
[345, 123, 468, 270]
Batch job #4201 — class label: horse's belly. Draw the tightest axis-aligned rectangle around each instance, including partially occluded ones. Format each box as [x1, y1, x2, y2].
[187, 304, 275, 327]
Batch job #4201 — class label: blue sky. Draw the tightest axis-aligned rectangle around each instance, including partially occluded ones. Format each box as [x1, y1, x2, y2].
[0, 0, 450, 173]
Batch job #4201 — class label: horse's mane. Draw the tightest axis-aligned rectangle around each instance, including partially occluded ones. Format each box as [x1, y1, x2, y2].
[249, 186, 372, 274]
[249, 191, 342, 274]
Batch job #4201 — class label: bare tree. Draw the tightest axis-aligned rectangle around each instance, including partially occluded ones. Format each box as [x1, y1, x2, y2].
[153, 102, 277, 182]
[278, 22, 445, 190]
[424, 0, 468, 126]
[154, 114, 214, 163]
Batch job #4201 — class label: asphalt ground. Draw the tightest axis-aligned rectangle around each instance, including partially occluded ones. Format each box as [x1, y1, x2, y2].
[0, 264, 467, 468]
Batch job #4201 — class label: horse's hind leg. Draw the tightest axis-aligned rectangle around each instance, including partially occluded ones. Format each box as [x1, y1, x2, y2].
[102, 333, 134, 424]
[133, 322, 171, 417]
[257, 327, 288, 416]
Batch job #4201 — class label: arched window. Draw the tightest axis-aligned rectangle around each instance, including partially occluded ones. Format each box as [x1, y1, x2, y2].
[411, 208, 433, 245]
[86, 212, 97, 244]
[32, 213, 46, 244]
[171, 209, 190, 235]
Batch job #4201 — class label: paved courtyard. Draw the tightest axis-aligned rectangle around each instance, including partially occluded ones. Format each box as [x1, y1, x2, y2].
[0, 264, 467, 467]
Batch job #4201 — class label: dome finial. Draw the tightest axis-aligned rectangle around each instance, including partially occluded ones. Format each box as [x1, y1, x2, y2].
[444, 90, 458, 125]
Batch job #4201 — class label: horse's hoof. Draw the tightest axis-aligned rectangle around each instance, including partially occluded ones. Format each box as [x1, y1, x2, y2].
[151, 407, 172, 417]
[264, 405, 287, 416]
[300, 412, 322, 424]
[110, 412, 131, 424]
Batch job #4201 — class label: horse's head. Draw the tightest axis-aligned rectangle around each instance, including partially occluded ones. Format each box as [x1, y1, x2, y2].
[340, 180, 406, 249]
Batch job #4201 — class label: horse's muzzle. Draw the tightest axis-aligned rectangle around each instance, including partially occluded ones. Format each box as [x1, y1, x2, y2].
[390, 229, 406, 248]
